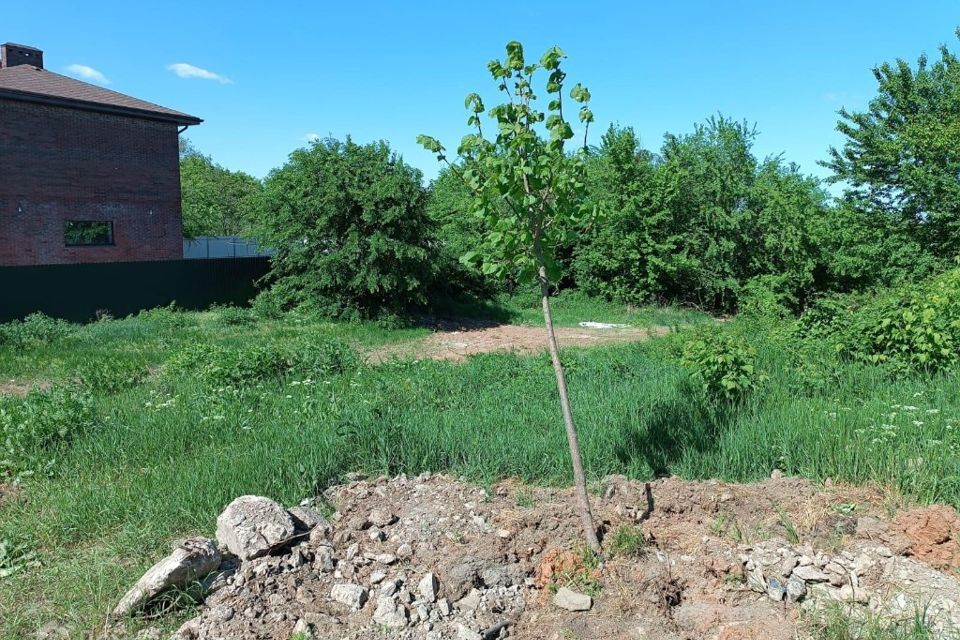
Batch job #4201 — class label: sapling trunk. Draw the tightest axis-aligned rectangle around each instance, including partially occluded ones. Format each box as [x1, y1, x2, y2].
[538, 265, 602, 556]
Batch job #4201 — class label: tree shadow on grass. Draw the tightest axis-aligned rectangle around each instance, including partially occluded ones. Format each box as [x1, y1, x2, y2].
[419, 293, 519, 330]
[614, 392, 733, 478]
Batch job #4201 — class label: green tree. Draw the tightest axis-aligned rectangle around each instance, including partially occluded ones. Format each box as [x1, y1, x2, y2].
[576, 118, 830, 311]
[258, 137, 433, 318]
[824, 30, 960, 260]
[425, 166, 498, 295]
[179, 141, 262, 238]
[419, 42, 602, 554]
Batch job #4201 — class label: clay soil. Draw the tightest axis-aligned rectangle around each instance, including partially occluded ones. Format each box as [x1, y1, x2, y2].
[369, 321, 672, 363]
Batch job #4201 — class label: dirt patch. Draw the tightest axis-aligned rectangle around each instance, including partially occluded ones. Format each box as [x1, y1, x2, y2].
[0, 483, 20, 506]
[890, 505, 960, 571]
[148, 475, 960, 640]
[369, 322, 672, 363]
[0, 379, 49, 397]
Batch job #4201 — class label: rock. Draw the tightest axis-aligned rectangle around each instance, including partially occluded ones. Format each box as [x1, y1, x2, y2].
[135, 629, 162, 640]
[456, 624, 483, 640]
[786, 577, 807, 603]
[372, 596, 408, 628]
[111, 537, 221, 618]
[380, 578, 402, 598]
[216, 496, 296, 561]
[370, 570, 387, 584]
[368, 508, 396, 528]
[779, 555, 799, 577]
[376, 553, 397, 565]
[292, 618, 315, 640]
[766, 576, 786, 602]
[288, 506, 331, 534]
[792, 565, 830, 582]
[438, 598, 451, 616]
[418, 572, 440, 603]
[331, 583, 368, 609]
[313, 545, 336, 572]
[747, 566, 766, 593]
[771, 469, 784, 480]
[35, 622, 72, 640]
[456, 589, 482, 613]
[553, 586, 592, 611]
[396, 543, 413, 559]
[170, 617, 200, 640]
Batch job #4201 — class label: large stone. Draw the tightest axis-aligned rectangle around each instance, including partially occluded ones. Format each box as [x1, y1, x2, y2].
[372, 596, 409, 628]
[331, 583, 368, 609]
[553, 586, 592, 611]
[216, 496, 296, 560]
[418, 572, 439, 603]
[786, 577, 807, 603]
[112, 538, 221, 618]
[792, 565, 830, 582]
[456, 625, 483, 640]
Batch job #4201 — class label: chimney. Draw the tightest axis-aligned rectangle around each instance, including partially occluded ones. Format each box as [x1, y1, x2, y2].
[0, 43, 44, 69]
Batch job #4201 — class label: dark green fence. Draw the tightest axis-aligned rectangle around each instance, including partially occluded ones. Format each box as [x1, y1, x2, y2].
[0, 257, 270, 322]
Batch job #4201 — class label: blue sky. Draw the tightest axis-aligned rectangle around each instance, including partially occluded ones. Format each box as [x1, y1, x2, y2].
[5, 2, 959, 185]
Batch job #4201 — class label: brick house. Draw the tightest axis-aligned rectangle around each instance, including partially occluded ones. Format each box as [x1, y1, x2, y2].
[0, 43, 201, 266]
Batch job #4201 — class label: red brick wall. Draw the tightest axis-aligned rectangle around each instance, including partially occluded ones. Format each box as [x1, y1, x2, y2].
[0, 99, 184, 266]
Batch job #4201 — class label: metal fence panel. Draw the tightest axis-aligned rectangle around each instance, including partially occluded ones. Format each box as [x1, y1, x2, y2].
[183, 236, 275, 259]
[0, 257, 270, 322]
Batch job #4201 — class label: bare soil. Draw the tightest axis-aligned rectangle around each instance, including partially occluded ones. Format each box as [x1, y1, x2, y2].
[0, 379, 46, 397]
[165, 474, 960, 640]
[369, 321, 672, 363]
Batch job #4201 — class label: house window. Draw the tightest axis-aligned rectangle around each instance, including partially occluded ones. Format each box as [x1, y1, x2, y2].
[65, 221, 114, 246]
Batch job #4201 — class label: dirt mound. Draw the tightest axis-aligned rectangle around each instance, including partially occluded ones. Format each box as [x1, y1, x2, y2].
[138, 475, 960, 640]
[369, 323, 672, 363]
[891, 505, 960, 571]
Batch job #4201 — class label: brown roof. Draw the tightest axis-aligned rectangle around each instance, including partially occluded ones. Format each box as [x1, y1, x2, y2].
[0, 64, 201, 125]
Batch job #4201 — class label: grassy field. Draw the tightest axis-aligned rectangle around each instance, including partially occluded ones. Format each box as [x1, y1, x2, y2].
[0, 295, 957, 638]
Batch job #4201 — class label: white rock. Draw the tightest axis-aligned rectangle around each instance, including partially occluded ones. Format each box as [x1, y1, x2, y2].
[216, 496, 295, 561]
[331, 583, 368, 609]
[456, 624, 483, 640]
[112, 538, 220, 618]
[553, 586, 592, 611]
[368, 508, 396, 527]
[793, 565, 830, 582]
[373, 596, 408, 628]
[418, 572, 439, 603]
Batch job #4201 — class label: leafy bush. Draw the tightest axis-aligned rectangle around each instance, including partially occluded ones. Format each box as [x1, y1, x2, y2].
[0, 313, 73, 351]
[800, 268, 960, 373]
[738, 275, 794, 321]
[681, 332, 765, 401]
[850, 269, 960, 372]
[290, 336, 360, 378]
[251, 291, 285, 320]
[135, 304, 193, 330]
[0, 386, 96, 479]
[165, 343, 288, 388]
[75, 357, 149, 393]
[213, 305, 256, 326]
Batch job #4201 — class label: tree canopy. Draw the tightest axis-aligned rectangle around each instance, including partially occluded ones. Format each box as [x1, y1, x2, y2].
[257, 137, 434, 318]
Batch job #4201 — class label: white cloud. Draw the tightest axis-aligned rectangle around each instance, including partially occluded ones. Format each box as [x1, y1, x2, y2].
[305, 133, 321, 143]
[65, 64, 110, 84]
[166, 63, 232, 84]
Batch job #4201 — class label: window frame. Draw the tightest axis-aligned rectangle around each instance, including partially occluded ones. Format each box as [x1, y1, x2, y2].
[64, 220, 115, 247]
